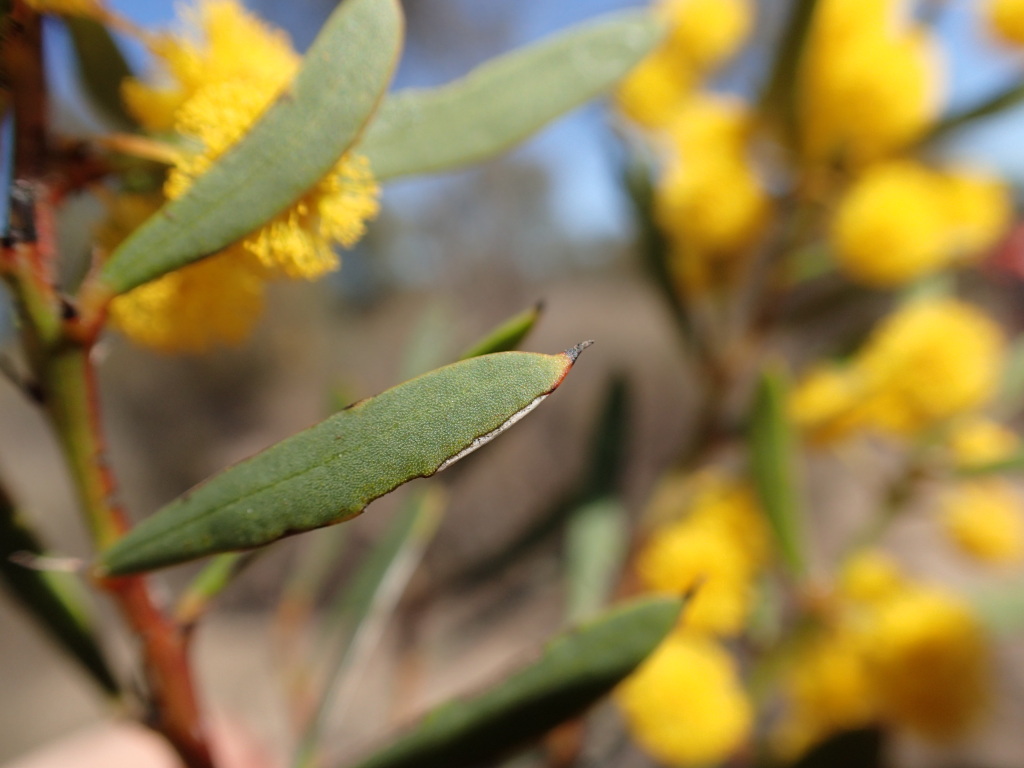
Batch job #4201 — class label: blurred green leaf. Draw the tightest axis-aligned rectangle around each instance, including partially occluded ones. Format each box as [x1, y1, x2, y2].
[758, 0, 820, 142]
[359, 10, 664, 180]
[344, 595, 683, 768]
[458, 302, 543, 361]
[621, 151, 690, 337]
[749, 366, 806, 575]
[295, 487, 443, 768]
[565, 498, 627, 624]
[63, 16, 135, 130]
[175, 551, 254, 625]
[97, 0, 403, 295]
[956, 451, 1024, 478]
[0, 488, 119, 695]
[401, 302, 457, 380]
[565, 378, 630, 622]
[99, 347, 588, 575]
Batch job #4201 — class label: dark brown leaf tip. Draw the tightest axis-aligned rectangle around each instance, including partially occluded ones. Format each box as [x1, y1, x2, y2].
[566, 340, 595, 363]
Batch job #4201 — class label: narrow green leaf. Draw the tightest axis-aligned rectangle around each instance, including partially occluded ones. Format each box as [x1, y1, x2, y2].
[956, 451, 1024, 478]
[758, 0, 820, 142]
[359, 10, 664, 180]
[295, 487, 443, 768]
[458, 302, 543, 361]
[749, 366, 806, 575]
[565, 498, 627, 624]
[99, 345, 590, 575]
[97, 0, 403, 295]
[175, 551, 254, 625]
[63, 16, 136, 130]
[0, 489, 119, 695]
[344, 596, 683, 768]
[565, 377, 630, 622]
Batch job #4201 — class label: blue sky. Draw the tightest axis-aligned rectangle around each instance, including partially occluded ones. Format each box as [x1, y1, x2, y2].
[41, 0, 1024, 257]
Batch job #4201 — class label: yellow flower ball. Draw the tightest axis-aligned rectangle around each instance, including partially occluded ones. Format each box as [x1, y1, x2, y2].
[988, 0, 1024, 45]
[942, 479, 1024, 563]
[790, 366, 866, 443]
[839, 549, 906, 604]
[637, 518, 755, 635]
[616, 49, 695, 129]
[856, 299, 1005, 434]
[773, 628, 878, 760]
[617, 634, 752, 766]
[661, 0, 752, 73]
[109, 254, 265, 353]
[113, 0, 380, 352]
[862, 587, 988, 739]
[800, 2, 942, 164]
[943, 171, 1012, 260]
[831, 162, 950, 286]
[792, 300, 1005, 441]
[657, 157, 768, 259]
[948, 417, 1020, 469]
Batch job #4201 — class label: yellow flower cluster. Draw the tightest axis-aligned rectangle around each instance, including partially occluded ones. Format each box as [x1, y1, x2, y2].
[989, 0, 1024, 45]
[792, 298, 1005, 442]
[798, 0, 942, 165]
[616, 0, 751, 128]
[942, 479, 1024, 563]
[948, 416, 1020, 469]
[775, 551, 990, 758]
[655, 94, 770, 289]
[109, 0, 380, 352]
[618, 469, 768, 765]
[617, 634, 752, 766]
[635, 469, 769, 635]
[832, 161, 1011, 287]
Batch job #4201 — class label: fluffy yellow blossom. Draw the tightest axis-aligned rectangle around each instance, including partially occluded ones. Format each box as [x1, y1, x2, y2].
[856, 300, 1004, 433]
[637, 519, 755, 635]
[617, 0, 751, 129]
[637, 470, 768, 635]
[943, 171, 1013, 259]
[831, 162, 951, 286]
[792, 299, 1005, 441]
[989, 0, 1024, 45]
[109, 256, 265, 353]
[773, 629, 878, 760]
[948, 417, 1020, 469]
[660, 0, 752, 73]
[799, 0, 942, 164]
[616, 50, 695, 129]
[112, 0, 379, 352]
[839, 549, 905, 604]
[831, 162, 1010, 287]
[861, 587, 988, 739]
[942, 479, 1024, 563]
[655, 95, 768, 287]
[618, 634, 751, 766]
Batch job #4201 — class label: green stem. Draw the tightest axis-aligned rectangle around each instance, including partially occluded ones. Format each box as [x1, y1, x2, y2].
[41, 343, 216, 768]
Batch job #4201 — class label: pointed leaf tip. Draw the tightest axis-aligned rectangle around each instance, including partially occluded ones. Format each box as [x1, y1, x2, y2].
[566, 340, 595, 363]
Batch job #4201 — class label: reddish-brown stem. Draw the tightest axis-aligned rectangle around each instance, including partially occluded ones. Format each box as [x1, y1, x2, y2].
[4, 5, 215, 766]
[42, 344, 216, 768]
